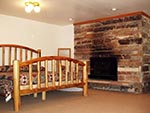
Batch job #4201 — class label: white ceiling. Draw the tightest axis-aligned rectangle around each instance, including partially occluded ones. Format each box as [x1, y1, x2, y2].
[0, 0, 150, 26]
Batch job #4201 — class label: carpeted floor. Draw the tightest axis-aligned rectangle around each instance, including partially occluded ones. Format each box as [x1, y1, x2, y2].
[1, 88, 150, 113]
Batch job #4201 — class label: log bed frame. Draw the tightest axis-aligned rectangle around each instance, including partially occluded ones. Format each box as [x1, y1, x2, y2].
[0, 44, 88, 112]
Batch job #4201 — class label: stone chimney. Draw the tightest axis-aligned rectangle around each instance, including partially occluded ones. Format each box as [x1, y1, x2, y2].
[74, 11, 150, 93]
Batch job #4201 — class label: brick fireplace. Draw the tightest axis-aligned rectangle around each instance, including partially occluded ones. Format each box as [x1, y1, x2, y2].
[74, 11, 150, 93]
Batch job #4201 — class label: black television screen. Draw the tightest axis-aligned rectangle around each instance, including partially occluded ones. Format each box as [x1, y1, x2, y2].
[89, 57, 117, 81]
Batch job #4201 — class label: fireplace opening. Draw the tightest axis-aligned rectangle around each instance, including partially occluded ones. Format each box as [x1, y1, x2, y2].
[89, 57, 118, 81]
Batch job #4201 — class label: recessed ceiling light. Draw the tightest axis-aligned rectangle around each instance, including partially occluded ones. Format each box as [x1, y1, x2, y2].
[69, 17, 74, 21]
[111, 8, 117, 11]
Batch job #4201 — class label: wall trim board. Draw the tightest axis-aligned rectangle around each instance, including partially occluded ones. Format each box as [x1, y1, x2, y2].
[74, 11, 150, 25]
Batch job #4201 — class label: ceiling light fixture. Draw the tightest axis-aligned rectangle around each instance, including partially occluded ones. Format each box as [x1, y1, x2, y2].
[69, 17, 74, 21]
[111, 8, 117, 11]
[25, 0, 40, 13]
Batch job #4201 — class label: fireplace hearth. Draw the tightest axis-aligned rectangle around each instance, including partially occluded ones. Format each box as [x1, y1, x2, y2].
[74, 12, 150, 93]
[89, 57, 117, 81]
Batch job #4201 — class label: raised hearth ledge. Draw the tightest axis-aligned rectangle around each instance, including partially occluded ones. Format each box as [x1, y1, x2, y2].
[88, 79, 130, 86]
[118, 67, 141, 72]
[88, 79, 138, 93]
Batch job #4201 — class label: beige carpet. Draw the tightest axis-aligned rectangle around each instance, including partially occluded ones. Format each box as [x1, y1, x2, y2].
[1, 89, 150, 113]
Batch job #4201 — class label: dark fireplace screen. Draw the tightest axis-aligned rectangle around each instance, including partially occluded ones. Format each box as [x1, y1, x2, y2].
[89, 57, 117, 81]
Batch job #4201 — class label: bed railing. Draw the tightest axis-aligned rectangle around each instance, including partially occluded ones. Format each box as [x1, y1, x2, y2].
[13, 56, 88, 112]
[0, 44, 41, 66]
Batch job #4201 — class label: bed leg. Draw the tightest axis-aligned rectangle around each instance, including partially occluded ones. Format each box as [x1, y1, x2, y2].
[83, 83, 88, 96]
[42, 91, 46, 100]
[83, 61, 88, 96]
[33, 93, 38, 98]
[13, 60, 21, 112]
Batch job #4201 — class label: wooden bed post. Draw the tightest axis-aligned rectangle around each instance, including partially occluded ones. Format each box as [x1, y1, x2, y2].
[13, 60, 21, 112]
[83, 61, 88, 96]
[42, 91, 46, 100]
[33, 49, 41, 98]
[37, 49, 41, 57]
